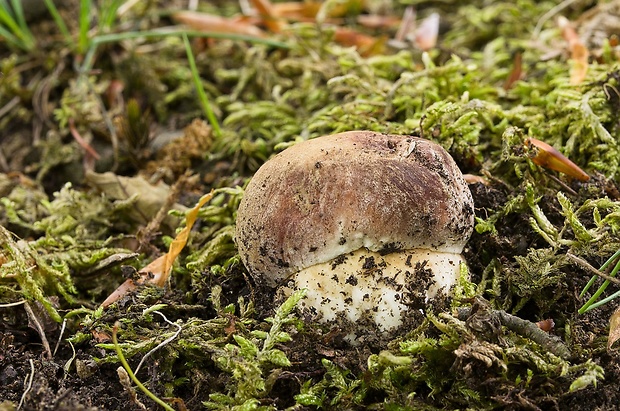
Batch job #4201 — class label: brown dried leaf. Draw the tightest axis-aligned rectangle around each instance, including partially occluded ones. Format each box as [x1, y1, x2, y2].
[101, 191, 213, 308]
[503, 51, 523, 90]
[463, 174, 489, 185]
[608, 304, 620, 350]
[525, 137, 590, 181]
[85, 171, 186, 232]
[272, 2, 321, 19]
[535, 318, 555, 332]
[249, 0, 288, 33]
[333, 27, 386, 56]
[173, 11, 265, 37]
[91, 329, 111, 343]
[558, 16, 589, 85]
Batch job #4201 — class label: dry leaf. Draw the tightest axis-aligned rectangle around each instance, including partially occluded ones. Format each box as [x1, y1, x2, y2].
[414, 12, 439, 51]
[463, 174, 489, 185]
[357, 14, 401, 29]
[535, 318, 555, 332]
[525, 137, 590, 181]
[91, 329, 112, 343]
[272, 1, 322, 19]
[503, 51, 523, 90]
[249, 0, 288, 33]
[101, 191, 213, 308]
[24, 301, 57, 359]
[558, 16, 589, 85]
[333, 27, 386, 56]
[608, 304, 620, 349]
[85, 171, 187, 232]
[173, 11, 265, 37]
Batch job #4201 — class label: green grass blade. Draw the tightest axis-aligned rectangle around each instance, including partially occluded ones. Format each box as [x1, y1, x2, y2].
[81, 29, 289, 78]
[183, 33, 221, 137]
[78, 0, 91, 53]
[0, 23, 22, 49]
[99, 0, 124, 32]
[112, 323, 175, 411]
[0, 3, 29, 47]
[579, 255, 620, 314]
[9, 0, 30, 35]
[581, 289, 620, 313]
[580, 249, 620, 297]
[90, 28, 289, 48]
[42, 0, 71, 42]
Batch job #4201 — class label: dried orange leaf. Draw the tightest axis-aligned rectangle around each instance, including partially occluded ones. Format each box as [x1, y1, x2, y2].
[525, 137, 590, 181]
[608, 304, 620, 349]
[249, 0, 288, 33]
[100, 277, 138, 308]
[272, 2, 321, 19]
[173, 11, 265, 37]
[558, 16, 589, 85]
[162, 191, 214, 284]
[101, 191, 213, 308]
[333, 27, 386, 56]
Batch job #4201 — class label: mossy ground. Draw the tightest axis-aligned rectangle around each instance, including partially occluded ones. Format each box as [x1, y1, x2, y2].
[2, 0, 620, 410]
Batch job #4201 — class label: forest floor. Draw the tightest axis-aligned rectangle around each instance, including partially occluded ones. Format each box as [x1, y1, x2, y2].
[2, 0, 620, 410]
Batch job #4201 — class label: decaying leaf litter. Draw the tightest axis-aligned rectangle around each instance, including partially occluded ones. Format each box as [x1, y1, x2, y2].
[2, 0, 620, 409]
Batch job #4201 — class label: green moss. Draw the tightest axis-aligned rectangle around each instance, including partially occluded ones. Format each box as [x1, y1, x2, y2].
[4, 0, 620, 408]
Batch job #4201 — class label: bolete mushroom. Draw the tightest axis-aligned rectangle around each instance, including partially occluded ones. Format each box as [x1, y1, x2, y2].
[235, 131, 474, 338]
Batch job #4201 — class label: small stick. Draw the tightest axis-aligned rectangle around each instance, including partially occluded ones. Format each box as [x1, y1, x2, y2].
[17, 359, 35, 411]
[53, 318, 67, 357]
[567, 253, 620, 287]
[457, 307, 571, 359]
[24, 302, 53, 359]
[134, 311, 182, 376]
[0, 300, 26, 308]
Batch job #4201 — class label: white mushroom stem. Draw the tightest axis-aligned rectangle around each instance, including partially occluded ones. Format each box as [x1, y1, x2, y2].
[278, 247, 465, 333]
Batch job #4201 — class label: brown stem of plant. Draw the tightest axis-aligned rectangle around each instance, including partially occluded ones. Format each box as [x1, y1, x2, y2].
[566, 252, 620, 286]
[457, 307, 571, 359]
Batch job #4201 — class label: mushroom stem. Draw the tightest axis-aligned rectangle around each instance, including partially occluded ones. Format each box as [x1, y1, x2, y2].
[279, 247, 465, 334]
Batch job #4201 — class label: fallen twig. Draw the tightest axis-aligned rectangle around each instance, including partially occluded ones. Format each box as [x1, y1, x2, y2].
[17, 359, 35, 411]
[134, 310, 182, 376]
[566, 253, 620, 287]
[457, 306, 571, 359]
[24, 302, 53, 359]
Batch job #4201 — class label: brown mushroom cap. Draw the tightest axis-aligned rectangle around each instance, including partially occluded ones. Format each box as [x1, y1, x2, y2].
[236, 130, 474, 287]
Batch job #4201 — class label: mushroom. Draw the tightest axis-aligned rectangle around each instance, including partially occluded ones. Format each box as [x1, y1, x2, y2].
[235, 131, 474, 338]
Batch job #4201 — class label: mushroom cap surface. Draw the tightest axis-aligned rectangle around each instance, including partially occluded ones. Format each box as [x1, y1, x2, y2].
[236, 130, 474, 287]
